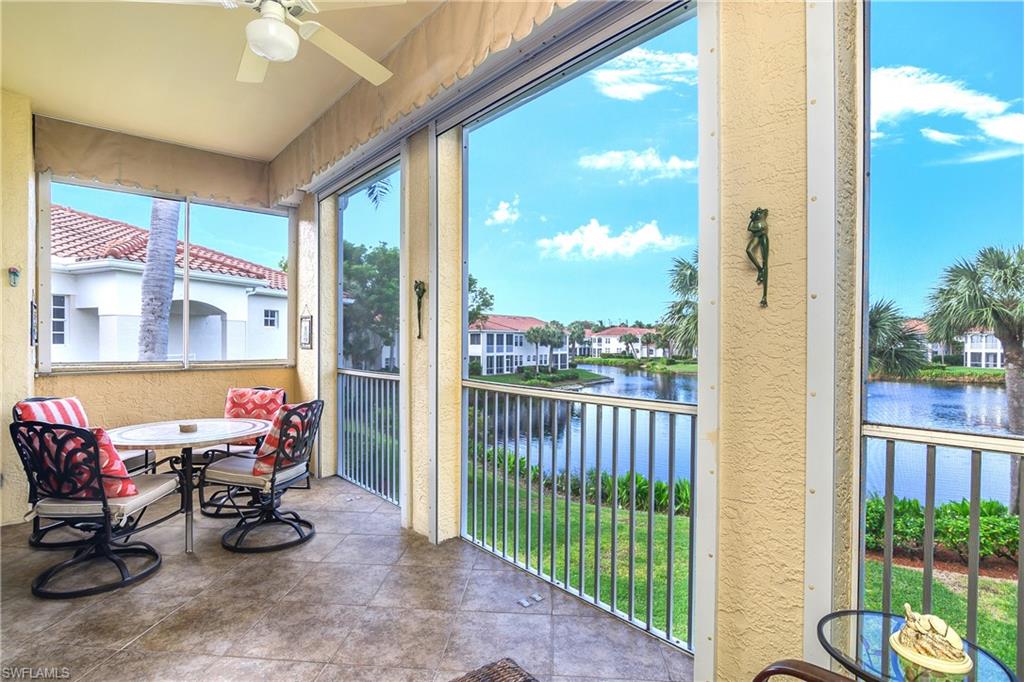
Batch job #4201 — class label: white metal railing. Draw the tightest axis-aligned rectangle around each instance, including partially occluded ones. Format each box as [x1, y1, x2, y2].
[461, 379, 697, 650]
[339, 369, 400, 503]
[860, 422, 1023, 673]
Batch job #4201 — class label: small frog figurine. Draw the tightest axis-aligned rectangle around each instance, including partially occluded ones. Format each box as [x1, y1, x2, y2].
[745, 208, 770, 307]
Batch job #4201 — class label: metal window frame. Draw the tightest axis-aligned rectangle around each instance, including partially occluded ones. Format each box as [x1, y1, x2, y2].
[36, 174, 294, 372]
[51, 293, 67, 345]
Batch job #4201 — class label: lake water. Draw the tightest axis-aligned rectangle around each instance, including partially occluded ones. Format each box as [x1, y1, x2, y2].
[484, 364, 1016, 506]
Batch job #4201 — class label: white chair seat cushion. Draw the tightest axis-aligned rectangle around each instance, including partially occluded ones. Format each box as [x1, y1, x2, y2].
[35, 473, 179, 523]
[203, 456, 306, 492]
[197, 443, 258, 456]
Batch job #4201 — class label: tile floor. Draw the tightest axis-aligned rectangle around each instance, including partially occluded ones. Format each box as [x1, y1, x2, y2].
[0, 476, 694, 682]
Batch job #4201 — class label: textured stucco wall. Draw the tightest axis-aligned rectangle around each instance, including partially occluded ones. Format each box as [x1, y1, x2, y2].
[715, 2, 809, 678]
[294, 192, 322, 472]
[1, 90, 36, 525]
[833, 0, 863, 616]
[404, 128, 431, 536]
[436, 127, 464, 540]
[317, 195, 339, 477]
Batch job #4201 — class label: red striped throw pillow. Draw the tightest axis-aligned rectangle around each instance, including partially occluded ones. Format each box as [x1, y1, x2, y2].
[34, 427, 138, 500]
[253, 403, 309, 476]
[90, 428, 139, 498]
[224, 387, 285, 446]
[15, 397, 89, 427]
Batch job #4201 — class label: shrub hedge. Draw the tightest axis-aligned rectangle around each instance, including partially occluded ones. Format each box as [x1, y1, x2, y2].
[864, 494, 1018, 563]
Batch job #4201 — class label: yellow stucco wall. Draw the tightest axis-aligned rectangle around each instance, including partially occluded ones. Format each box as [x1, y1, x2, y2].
[436, 127, 464, 540]
[404, 128, 432, 536]
[1, 90, 36, 525]
[317, 195, 339, 478]
[715, 1, 809, 678]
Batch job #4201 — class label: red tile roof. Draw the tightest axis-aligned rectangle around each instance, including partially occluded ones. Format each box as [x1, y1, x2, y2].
[591, 326, 657, 337]
[905, 319, 928, 334]
[50, 205, 287, 290]
[469, 314, 549, 333]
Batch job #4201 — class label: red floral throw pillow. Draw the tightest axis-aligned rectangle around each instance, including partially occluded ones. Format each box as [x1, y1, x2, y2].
[224, 388, 285, 445]
[253, 403, 310, 476]
[15, 397, 89, 427]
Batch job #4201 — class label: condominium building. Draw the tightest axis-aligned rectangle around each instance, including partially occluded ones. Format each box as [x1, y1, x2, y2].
[962, 330, 1005, 368]
[467, 314, 569, 376]
[582, 326, 667, 359]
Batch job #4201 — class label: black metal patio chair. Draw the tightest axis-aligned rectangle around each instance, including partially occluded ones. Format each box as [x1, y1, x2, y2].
[8, 420, 185, 598]
[12, 396, 155, 550]
[198, 399, 323, 553]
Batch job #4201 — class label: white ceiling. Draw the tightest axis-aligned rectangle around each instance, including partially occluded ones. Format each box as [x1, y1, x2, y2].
[1, 0, 441, 160]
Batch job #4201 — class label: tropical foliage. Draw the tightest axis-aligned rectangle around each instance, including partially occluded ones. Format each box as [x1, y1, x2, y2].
[661, 251, 698, 357]
[867, 299, 928, 378]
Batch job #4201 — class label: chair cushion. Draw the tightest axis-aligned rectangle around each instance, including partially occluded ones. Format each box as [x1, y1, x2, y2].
[204, 456, 306, 492]
[14, 397, 89, 427]
[91, 428, 139, 498]
[224, 387, 285, 445]
[253, 403, 311, 476]
[35, 473, 178, 523]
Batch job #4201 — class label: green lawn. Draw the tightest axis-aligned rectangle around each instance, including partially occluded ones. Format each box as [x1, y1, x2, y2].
[862, 559, 1017, 667]
[466, 465, 691, 642]
[915, 366, 1005, 384]
[474, 368, 609, 387]
[464, 465, 1018, 666]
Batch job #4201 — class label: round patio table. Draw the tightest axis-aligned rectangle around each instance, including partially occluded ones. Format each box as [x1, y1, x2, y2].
[107, 418, 271, 553]
[818, 610, 1016, 682]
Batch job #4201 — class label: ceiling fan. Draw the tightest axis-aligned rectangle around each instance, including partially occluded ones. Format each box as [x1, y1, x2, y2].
[126, 0, 400, 85]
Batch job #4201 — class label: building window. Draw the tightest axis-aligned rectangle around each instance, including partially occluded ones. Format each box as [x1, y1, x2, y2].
[51, 295, 66, 345]
[43, 181, 289, 367]
[264, 309, 278, 328]
[470, 333, 481, 345]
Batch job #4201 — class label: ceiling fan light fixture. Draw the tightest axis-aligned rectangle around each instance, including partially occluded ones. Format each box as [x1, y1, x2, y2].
[246, 1, 299, 62]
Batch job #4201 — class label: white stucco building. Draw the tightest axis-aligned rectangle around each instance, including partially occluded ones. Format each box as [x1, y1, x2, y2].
[962, 330, 1004, 368]
[582, 326, 667, 359]
[49, 205, 287, 363]
[468, 314, 569, 376]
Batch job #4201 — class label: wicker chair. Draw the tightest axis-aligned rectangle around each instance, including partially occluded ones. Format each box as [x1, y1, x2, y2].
[8, 420, 184, 598]
[198, 399, 323, 553]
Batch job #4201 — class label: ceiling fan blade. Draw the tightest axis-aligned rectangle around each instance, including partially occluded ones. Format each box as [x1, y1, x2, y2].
[236, 45, 269, 83]
[299, 22, 393, 85]
[314, 0, 407, 11]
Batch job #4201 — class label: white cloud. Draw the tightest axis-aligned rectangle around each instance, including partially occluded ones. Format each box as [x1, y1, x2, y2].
[977, 113, 1024, 145]
[590, 47, 697, 101]
[578, 148, 697, 183]
[871, 66, 1008, 129]
[485, 195, 520, 226]
[870, 131, 887, 141]
[938, 147, 1024, 165]
[537, 219, 687, 260]
[920, 128, 968, 145]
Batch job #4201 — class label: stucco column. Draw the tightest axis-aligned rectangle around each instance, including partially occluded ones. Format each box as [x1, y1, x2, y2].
[318, 193, 339, 477]
[714, 2, 809, 678]
[1, 90, 36, 525]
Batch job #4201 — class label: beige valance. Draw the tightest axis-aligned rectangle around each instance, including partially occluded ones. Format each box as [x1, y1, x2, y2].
[270, 0, 573, 205]
[35, 116, 271, 208]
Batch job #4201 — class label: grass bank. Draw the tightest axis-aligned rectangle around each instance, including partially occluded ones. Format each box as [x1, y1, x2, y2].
[464, 464, 1018, 665]
[474, 368, 609, 388]
[873, 366, 1005, 384]
[578, 357, 698, 375]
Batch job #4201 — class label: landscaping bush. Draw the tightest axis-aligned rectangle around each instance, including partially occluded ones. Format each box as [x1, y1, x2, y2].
[865, 494, 1019, 563]
[524, 378, 550, 387]
[468, 359, 482, 376]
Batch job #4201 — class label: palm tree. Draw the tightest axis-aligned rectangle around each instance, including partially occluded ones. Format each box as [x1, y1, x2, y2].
[138, 199, 180, 361]
[926, 245, 1023, 508]
[867, 299, 927, 378]
[640, 331, 657, 357]
[543, 321, 566, 372]
[364, 178, 391, 209]
[620, 332, 639, 357]
[525, 326, 546, 370]
[662, 251, 698, 357]
[567, 321, 587, 357]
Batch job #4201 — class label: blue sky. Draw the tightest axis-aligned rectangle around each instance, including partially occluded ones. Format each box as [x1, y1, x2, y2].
[869, 1, 1023, 317]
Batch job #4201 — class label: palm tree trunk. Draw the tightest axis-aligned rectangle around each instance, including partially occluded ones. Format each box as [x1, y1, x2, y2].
[138, 199, 180, 361]
[1003, 340, 1023, 513]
